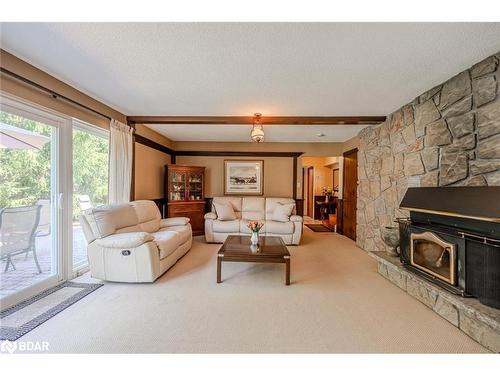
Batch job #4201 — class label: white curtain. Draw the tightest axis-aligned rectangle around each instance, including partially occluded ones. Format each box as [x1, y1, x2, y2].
[108, 119, 133, 204]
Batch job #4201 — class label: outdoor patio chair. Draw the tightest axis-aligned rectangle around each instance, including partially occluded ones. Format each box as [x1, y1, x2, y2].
[0, 205, 42, 273]
[77, 195, 93, 212]
[35, 199, 51, 237]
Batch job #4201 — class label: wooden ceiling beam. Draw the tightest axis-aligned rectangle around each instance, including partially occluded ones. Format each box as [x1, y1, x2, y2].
[126, 116, 386, 125]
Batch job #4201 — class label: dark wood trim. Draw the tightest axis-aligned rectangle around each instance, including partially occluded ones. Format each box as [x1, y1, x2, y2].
[175, 150, 303, 158]
[292, 156, 298, 200]
[343, 147, 359, 157]
[130, 138, 136, 201]
[127, 115, 385, 125]
[340, 147, 358, 240]
[134, 133, 175, 155]
[176, 150, 302, 202]
[171, 154, 176, 164]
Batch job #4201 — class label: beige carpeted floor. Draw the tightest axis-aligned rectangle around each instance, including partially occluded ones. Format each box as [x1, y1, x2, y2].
[18, 228, 488, 353]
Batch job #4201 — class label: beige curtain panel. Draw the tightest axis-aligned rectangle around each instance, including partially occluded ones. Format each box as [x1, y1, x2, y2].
[108, 119, 133, 204]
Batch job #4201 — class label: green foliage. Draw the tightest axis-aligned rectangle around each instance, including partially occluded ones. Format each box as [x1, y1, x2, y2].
[0, 112, 109, 220]
[72, 128, 109, 218]
[0, 112, 52, 207]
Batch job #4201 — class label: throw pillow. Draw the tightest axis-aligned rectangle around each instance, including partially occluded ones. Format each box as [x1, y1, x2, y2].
[213, 202, 237, 221]
[272, 202, 295, 222]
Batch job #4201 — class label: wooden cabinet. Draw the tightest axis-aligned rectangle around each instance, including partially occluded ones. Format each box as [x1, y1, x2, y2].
[165, 165, 206, 236]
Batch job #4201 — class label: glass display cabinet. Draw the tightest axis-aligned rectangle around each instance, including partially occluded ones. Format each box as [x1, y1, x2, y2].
[165, 165, 206, 235]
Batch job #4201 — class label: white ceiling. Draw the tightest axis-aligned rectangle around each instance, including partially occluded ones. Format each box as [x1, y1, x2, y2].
[1, 23, 500, 142]
[146, 124, 368, 143]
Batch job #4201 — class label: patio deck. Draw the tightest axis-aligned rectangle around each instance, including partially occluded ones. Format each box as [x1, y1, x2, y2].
[0, 225, 88, 299]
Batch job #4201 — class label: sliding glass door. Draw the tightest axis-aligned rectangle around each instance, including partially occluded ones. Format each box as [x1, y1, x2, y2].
[0, 95, 70, 308]
[72, 121, 109, 272]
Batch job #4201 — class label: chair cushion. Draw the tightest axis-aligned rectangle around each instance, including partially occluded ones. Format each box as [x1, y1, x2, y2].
[271, 202, 295, 222]
[265, 220, 294, 234]
[213, 202, 237, 221]
[159, 225, 191, 244]
[130, 200, 161, 233]
[83, 204, 138, 238]
[213, 219, 240, 233]
[153, 231, 181, 259]
[241, 197, 265, 221]
[265, 198, 296, 220]
[160, 217, 190, 227]
[212, 197, 242, 219]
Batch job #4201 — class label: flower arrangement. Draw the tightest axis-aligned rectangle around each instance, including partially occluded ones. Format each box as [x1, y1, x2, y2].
[247, 221, 264, 233]
[321, 186, 333, 197]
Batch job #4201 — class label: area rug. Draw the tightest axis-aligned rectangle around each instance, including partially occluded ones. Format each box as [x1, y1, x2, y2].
[0, 281, 103, 341]
[305, 224, 335, 232]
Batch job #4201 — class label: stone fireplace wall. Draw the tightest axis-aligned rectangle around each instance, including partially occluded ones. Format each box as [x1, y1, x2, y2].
[357, 52, 500, 252]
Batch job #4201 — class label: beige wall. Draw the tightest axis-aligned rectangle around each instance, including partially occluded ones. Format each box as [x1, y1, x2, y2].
[176, 156, 294, 198]
[134, 144, 171, 200]
[173, 141, 353, 199]
[301, 156, 337, 196]
[133, 126, 175, 199]
[342, 135, 360, 152]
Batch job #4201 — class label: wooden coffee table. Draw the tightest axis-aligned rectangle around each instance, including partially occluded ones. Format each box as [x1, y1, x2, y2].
[217, 235, 291, 285]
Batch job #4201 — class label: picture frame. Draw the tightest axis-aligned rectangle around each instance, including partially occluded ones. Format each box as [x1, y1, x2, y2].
[224, 160, 264, 195]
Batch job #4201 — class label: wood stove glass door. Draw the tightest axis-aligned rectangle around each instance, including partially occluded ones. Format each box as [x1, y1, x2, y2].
[410, 231, 456, 285]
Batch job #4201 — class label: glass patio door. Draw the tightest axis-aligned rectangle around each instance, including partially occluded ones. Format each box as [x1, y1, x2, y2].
[72, 120, 109, 272]
[0, 95, 70, 309]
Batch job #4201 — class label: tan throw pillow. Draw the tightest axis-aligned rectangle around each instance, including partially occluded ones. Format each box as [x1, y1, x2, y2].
[213, 202, 237, 221]
[272, 202, 295, 222]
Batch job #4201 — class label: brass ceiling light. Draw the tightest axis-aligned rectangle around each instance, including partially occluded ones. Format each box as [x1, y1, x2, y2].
[250, 113, 264, 143]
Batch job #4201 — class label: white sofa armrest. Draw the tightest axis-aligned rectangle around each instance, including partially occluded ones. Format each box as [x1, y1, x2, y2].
[95, 232, 154, 249]
[160, 217, 190, 227]
[204, 212, 217, 220]
[290, 215, 303, 223]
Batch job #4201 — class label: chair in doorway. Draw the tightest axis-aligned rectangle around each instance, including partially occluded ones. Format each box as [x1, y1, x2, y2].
[0, 205, 42, 273]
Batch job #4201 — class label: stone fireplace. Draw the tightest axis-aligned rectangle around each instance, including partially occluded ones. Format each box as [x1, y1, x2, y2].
[357, 52, 500, 255]
[356, 49, 500, 353]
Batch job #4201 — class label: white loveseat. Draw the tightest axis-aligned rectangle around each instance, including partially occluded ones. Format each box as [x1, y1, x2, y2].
[80, 200, 192, 282]
[204, 197, 303, 245]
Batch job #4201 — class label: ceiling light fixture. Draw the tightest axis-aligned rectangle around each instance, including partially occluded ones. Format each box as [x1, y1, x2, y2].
[250, 113, 264, 143]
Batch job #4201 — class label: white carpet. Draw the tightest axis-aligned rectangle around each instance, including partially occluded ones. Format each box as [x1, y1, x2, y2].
[17, 229, 488, 353]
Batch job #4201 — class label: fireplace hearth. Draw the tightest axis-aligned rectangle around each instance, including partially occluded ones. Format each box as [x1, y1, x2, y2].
[398, 187, 500, 309]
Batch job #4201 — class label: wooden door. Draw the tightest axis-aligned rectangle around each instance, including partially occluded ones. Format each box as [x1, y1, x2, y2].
[307, 167, 314, 218]
[342, 148, 358, 241]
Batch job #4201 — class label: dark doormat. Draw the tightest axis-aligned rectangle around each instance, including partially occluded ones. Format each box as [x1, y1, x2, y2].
[305, 224, 335, 232]
[0, 281, 103, 341]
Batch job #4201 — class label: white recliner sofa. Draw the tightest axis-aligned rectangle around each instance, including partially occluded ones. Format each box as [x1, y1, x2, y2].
[204, 197, 303, 245]
[80, 200, 192, 282]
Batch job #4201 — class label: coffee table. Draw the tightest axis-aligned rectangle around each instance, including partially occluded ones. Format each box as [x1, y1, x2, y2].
[216, 235, 291, 285]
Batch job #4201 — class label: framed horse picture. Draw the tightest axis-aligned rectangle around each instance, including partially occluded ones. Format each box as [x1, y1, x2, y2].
[224, 160, 264, 195]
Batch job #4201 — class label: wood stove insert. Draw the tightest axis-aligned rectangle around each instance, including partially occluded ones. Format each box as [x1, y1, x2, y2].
[398, 187, 500, 309]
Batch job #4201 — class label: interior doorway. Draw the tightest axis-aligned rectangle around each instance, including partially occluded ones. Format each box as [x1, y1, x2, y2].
[342, 148, 358, 241]
[302, 166, 315, 218]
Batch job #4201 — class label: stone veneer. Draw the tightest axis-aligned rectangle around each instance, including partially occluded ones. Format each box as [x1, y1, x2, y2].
[371, 252, 500, 352]
[357, 52, 500, 253]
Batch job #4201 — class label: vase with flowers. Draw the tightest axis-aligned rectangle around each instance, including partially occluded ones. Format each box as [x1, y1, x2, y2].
[247, 220, 264, 246]
[321, 186, 334, 202]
